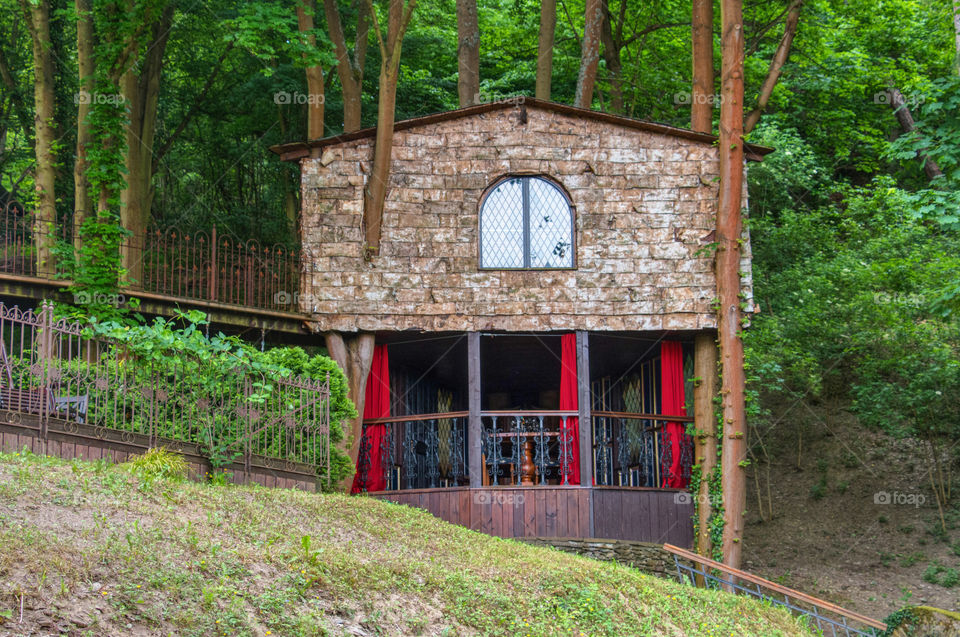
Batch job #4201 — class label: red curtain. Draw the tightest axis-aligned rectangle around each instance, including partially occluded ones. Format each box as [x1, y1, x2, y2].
[559, 333, 580, 485]
[351, 344, 390, 494]
[660, 340, 688, 489]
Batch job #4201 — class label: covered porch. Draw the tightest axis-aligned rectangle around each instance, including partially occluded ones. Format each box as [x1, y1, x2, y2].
[352, 331, 700, 546]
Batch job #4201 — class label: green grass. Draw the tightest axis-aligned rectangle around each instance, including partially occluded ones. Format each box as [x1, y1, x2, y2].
[0, 450, 813, 636]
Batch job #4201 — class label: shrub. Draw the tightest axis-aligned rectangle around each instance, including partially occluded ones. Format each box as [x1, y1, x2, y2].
[122, 447, 188, 483]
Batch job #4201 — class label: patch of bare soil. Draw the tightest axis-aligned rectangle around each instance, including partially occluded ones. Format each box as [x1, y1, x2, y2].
[743, 401, 960, 621]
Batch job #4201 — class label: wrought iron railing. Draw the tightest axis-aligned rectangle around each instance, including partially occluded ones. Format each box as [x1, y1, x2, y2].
[0, 301, 331, 483]
[592, 411, 693, 487]
[482, 410, 578, 486]
[664, 544, 887, 636]
[0, 204, 300, 312]
[358, 412, 469, 490]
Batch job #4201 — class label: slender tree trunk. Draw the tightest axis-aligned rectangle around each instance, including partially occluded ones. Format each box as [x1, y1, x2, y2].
[887, 87, 944, 181]
[362, 0, 415, 255]
[954, 1, 960, 75]
[744, 0, 802, 134]
[325, 0, 369, 132]
[22, 0, 57, 276]
[691, 0, 714, 133]
[717, 0, 747, 572]
[574, 0, 603, 108]
[599, 0, 623, 113]
[325, 331, 376, 490]
[297, 0, 326, 140]
[694, 332, 719, 558]
[456, 0, 479, 107]
[119, 4, 174, 286]
[74, 0, 95, 252]
[536, 0, 556, 100]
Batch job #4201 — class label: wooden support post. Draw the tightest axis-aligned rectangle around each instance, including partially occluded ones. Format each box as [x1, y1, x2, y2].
[576, 331, 592, 486]
[691, 0, 714, 134]
[324, 331, 375, 490]
[468, 332, 482, 488]
[694, 331, 719, 557]
[717, 0, 747, 570]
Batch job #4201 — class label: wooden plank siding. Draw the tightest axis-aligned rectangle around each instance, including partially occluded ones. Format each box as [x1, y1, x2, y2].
[372, 486, 694, 546]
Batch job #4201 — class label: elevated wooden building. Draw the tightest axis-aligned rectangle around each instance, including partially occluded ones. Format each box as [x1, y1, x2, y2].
[273, 99, 769, 547]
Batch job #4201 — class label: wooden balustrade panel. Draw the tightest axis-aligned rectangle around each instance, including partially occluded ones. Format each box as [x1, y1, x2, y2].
[372, 486, 694, 546]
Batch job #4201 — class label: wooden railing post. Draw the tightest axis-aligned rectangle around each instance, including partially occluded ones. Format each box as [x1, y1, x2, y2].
[468, 332, 481, 488]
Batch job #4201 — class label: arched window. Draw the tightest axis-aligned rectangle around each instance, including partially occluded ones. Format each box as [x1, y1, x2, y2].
[479, 176, 574, 269]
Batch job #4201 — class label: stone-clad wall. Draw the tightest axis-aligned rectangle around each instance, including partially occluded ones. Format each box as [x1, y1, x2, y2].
[299, 104, 752, 332]
[519, 537, 678, 578]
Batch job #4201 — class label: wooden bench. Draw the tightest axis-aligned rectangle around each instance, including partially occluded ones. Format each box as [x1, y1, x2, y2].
[0, 343, 89, 423]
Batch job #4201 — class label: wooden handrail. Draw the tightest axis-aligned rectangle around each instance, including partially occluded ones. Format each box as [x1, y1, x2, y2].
[662, 544, 887, 630]
[593, 410, 694, 423]
[481, 410, 579, 417]
[362, 411, 469, 425]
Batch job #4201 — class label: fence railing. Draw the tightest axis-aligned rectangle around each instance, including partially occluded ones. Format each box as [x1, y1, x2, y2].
[592, 411, 694, 487]
[482, 410, 579, 486]
[0, 203, 300, 312]
[664, 544, 887, 637]
[358, 412, 469, 491]
[0, 301, 331, 484]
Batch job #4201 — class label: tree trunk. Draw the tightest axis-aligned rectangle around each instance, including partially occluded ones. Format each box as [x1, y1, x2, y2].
[691, 0, 714, 133]
[536, 0, 556, 100]
[717, 0, 747, 572]
[744, 0, 802, 134]
[22, 0, 57, 276]
[887, 87, 944, 181]
[599, 0, 623, 113]
[119, 3, 175, 286]
[694, 332, 719, 558]
[362, 0, 415, 255]
[574, 0, 603, 108]
[74, 0, 95, 253]
[954, 1, 960, 75]
[297, 0, 325, 140]
[456, 0, 480, 107]
[325, 0, 369, 132]
[325, 331, 376, 490]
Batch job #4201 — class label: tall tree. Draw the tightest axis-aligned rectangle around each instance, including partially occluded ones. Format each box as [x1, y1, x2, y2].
[716, 0, 747, 571]
[21, 0, 56, 276]
[74, 0, 94, 252]
[574, 0, 603, 108]
[744, 0, 802, 134]
[954, 0, 959, 75]
[362, 0, 415, 255]
[536, 0, 555, 100]
[325, 0, 369, 132]
[297, 0, 325, 140]
[119, 3, 175, 284]
[456, 0, 479, 107]
[691, 0, 714, 133]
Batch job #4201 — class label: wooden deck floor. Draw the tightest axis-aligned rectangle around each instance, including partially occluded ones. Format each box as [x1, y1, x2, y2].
[372, 486, 694, 546]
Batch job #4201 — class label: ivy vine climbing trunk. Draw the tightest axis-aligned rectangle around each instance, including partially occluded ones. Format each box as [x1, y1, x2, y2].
[694, 332, 719, 558]
[574, 0, 602, 108]
[717, 0, 747, 571]
[536, 0, 555, 100]
[362, 0, 415, 256]
[74, 0, 95, 254]
[325, 0, 369, 133]
[456, 0, 479, 107]
[691, 0, 713, 133]
[21, 0, 57, 276]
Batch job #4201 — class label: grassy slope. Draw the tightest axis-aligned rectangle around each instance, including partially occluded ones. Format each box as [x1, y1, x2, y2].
[0, 451, 812, 636]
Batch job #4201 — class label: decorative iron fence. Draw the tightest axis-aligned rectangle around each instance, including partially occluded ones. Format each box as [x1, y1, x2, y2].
[665, 544, 887, 637]
[0, 302, 331, 484]
[358, 413, 469, 490]
[482, 410, 578, 486]
[0, 204, 300, 312]
[592, 412, 694, 487]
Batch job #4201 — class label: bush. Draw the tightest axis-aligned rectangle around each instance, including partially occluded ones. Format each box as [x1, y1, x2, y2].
[122, 447, 188, 483]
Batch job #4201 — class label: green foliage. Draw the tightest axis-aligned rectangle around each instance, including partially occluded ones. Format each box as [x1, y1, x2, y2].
[121, 447, 188, 484]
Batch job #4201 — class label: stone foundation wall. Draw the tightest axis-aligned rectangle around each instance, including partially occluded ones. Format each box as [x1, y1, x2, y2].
[298, 103, 753, 333]
[519, 537, 679, 578]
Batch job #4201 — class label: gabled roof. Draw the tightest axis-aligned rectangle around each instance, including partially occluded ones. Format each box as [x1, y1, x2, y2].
[269, 98, 775, 162]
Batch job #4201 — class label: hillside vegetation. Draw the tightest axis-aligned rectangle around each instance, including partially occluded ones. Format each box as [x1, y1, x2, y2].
[0, 450, 812, 636]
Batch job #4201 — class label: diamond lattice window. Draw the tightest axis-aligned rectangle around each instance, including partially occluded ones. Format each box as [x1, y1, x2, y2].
[479, 176, 574, 269]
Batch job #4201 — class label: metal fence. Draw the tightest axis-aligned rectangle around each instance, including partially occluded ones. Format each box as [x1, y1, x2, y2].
[0, 301, 331, 483]
[0, 203, 300, 312]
